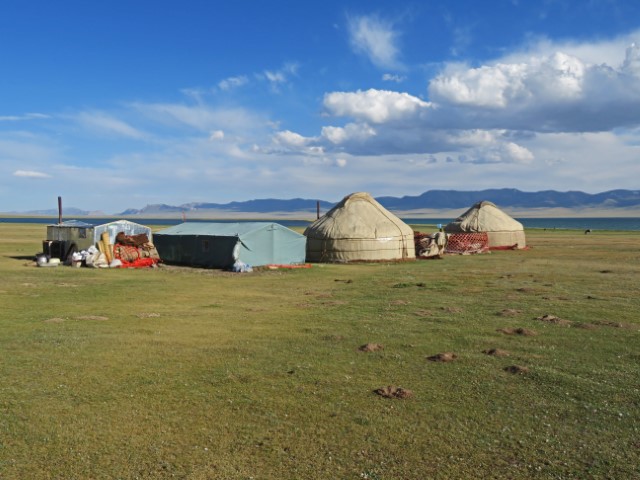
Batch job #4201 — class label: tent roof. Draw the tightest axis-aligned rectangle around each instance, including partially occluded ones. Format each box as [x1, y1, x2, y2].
[305, 192, 413, 239]
[93, 219, 149, 229]
[49, 219, 94, 227]
[445, 201, 523, 232]
[155, 222, 302, 238]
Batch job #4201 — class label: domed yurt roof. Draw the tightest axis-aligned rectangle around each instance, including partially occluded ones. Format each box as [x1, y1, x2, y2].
[444, 200, 526, 249]
[304, 192, 416, 262]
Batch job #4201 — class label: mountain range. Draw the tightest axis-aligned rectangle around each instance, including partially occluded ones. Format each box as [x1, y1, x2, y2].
[14, 189, 640, 217]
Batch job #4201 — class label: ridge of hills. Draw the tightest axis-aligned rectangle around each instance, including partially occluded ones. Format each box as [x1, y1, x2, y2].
[12, 189, 640, 217]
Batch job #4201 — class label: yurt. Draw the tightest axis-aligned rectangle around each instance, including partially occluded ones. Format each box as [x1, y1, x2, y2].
[444, 201, 526, 249]
[304, 192, 416, 262]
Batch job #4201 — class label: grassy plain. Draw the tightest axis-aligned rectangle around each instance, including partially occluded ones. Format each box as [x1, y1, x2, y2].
[0, 223, 639, 479]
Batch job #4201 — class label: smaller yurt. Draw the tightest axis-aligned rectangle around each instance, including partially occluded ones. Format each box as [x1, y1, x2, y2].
[304, 192, 415, 262]
[444, 201, 526, 249]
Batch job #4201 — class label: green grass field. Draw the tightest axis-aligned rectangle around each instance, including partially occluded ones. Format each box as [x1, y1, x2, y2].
[1, 224, 639, 479]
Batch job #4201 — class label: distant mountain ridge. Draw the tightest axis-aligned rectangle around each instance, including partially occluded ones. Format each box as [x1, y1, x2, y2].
[14, 189, 640, 216]
[120, 189, 640, 215]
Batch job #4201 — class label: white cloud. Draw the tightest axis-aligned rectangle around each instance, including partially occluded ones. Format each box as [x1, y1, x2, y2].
[430, 52, 586, 109]
[428, 41, 640, 132]
[261, 63, 299, 91]
[458, 142, 535, 164]
[74, 111, 146, 139]
[13, 170, 51, 178]
[134, 103, 267, 134]
[273, 130, 311, 148]
[209, 130, 224, 141]
[0, 113, 49, 122]
[321, 123, 376, 144]
[218, 75, 249, 91]
[347, 14, 403, 70]
[323, 89, 431, 124]
[382, 73, 406, 83]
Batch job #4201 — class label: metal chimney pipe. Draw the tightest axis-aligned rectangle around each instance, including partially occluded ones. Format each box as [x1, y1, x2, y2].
[58, 196, 62, 224]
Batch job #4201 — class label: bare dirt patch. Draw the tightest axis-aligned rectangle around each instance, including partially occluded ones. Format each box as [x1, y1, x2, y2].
[359, 343, 384, 352]
[427, 352, 458, 362]
[516, 287, 535, 293]
[75, 315, 109, 321]
[498, 309, 522, 317]
[334, 279, 353, 284]
[390, 300, 411, 306]
[374, 385, 413, 399]
[414, 309, 434, 317]
[498, 327, 537, 336]
[442, 306, 463, 314]
[483, 348, 510, 357]
[136, 313, 161, 318]
[535, 314, 572, 326]
[504, 365, 529, 374]
[44, 317, 66, 323]
[319, 300, 348, 306]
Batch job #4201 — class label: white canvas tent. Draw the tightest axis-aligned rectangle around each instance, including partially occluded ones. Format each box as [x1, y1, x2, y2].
[304, 192, 416, 262]
[444, 201, 526, 249]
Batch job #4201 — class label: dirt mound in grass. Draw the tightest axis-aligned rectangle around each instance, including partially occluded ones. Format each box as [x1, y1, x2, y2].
[76, 315, 109, 321]
[483, 348, 510, 357]
[504, 365, 529, 374]
[516, 287, 535, 293]
[359, 343, 384, 352]
[390, 300, 411, 306]
[498, 327, 537, 336]
[535, 314, 572, 326]
[414, 309, 434, 317]
[442, 306, 463, 313]
[593, 319, 637, 330]
[374, 385, 413, 399]
[427, 352, 458, 362]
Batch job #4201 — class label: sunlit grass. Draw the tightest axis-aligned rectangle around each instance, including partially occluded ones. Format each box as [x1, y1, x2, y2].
[0, 224, 639, 478]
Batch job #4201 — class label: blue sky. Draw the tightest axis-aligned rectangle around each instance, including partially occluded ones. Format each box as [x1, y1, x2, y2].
[2, 0, 640, 213]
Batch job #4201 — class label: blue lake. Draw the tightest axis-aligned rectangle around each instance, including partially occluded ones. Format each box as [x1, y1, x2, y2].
[2, 216, 639, 231]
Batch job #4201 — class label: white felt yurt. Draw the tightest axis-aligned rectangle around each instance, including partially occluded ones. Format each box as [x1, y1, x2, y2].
[444, 200, 526, 249]
[304, 192, 416, 262]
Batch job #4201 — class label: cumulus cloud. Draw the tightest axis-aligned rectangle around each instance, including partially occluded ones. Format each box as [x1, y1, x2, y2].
[273, 130, 312, 148]
[430, 52, 585, 108]
[347, 14, 402, 70]
[429, 42, 640, 132]
[13, 170, 51, 178]
[323, 89, 431, 124]
[457, 142, 535, 164]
